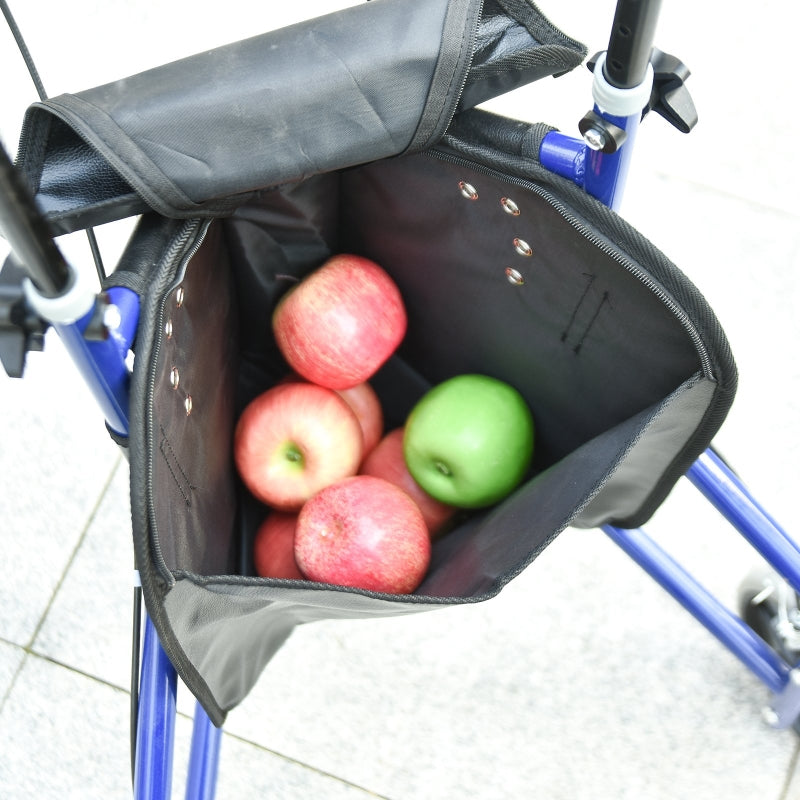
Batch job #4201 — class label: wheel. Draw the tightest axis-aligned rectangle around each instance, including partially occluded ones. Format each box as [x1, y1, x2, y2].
[738, 566, 800, 664]
[738, 567, 800, 734]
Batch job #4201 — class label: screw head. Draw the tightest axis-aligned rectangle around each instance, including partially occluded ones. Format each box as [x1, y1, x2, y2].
[583, 127, 607, 151]
[762, 707, 781, 727]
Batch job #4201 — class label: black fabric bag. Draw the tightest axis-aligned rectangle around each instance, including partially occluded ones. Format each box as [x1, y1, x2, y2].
[15, 0, 736, 725]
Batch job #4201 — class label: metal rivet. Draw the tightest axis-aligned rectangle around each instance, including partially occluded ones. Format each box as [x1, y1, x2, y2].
[501, 197, 520, 216]
[165, 319, 173, 338]
[505, 267, 525, 286]
[170, 367, 180, 389]
[459, 180, 479, 200]
[513, 238, 533, 257]
[175, 287, 185, 307]
[184, 395, 193, 416]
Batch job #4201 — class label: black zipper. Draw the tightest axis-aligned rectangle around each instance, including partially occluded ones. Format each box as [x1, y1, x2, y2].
[144, 218, 210, 586]
[444, 0, 485, 132]
[409, 0, 485, 153]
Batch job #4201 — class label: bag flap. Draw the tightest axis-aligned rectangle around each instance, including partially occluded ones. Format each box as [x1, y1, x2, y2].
[16, 0, 585, 233]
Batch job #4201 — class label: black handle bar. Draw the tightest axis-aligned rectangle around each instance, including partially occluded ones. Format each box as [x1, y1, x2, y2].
[0, 141, 70, 297]
[604, 0, 663, 89]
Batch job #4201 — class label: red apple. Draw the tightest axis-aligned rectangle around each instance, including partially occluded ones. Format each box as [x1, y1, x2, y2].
[360, 428, 456, 538]
[279, 372, 384, 458]
[253, 512, 304, 579]
[335, 381, 384, 457]
[294, 475, 431, 594]
[272, 254, 407, 390]
[234, 382, 363, 510]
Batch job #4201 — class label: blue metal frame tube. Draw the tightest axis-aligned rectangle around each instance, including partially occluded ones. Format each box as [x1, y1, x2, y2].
[687, 450, 800, 594]
[540, 35, 653, 211]
[703, 449, 800, 552]
[602, 524, 790, 694]
[539, 109, 644, 210]
[134, 616, 178, 800]
[582, 110, 642, 210]
[51, 285, 139, 437]
[693, 449, 800, 557]
[185, 703, 223, 800]
[539, 131, 586, 187]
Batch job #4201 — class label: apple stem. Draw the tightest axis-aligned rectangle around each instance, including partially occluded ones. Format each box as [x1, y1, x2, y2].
[434, 460, 452, 477]
[285, 444, 304, 466]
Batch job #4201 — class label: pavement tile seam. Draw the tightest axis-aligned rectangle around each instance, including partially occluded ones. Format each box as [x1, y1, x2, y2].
[779, 746, 800, 800]
[0, 641, 26, 715]
[20, 455, 125, 652]
[218, 727, 395, 800]
[4, 645, 392, 798]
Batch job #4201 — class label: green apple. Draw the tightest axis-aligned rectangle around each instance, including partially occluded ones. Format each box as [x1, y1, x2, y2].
[403, 374, 534, 509]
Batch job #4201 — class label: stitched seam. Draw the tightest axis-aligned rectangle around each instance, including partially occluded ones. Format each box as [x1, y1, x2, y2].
[159, 425, 194, 506]
[43, 95, 201, 216]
